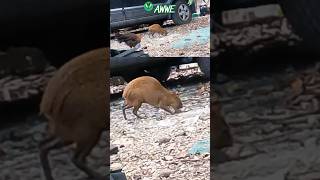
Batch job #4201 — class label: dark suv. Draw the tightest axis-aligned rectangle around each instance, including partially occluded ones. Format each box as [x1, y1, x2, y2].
[110, 0, 197, 30]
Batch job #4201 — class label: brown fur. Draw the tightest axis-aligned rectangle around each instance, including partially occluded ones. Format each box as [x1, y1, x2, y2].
[39, 48, 109, 180]
[212, 100, 233, 149]
[115, 32, 142, 48]
[122, 76, 182, 120]
[148, 24, 168, 36]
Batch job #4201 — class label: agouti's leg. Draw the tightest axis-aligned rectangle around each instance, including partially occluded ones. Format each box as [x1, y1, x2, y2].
[133, 103, 143, 119]
[39, 136, 70, 180]
[122, 103, 133, 120]
[72, 131, 103, 179]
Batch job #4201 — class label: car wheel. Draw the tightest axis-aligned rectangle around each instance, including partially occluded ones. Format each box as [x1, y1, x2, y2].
[172, 0, 192, 25]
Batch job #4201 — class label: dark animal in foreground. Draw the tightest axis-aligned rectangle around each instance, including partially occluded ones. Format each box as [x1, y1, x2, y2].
[39, 48, 108, 180]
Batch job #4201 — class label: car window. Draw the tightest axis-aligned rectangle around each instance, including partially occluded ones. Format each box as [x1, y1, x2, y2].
[111, 0, 145, 8]
[111, 0, 169, 9]
[110, 0, 125, 9]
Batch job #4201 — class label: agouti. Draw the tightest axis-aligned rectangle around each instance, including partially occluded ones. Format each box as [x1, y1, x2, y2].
[148, 24, 168, 36]
[212, 100, 233, 149]
[122, 76, 182, 120]
[39, 47, 108, 180]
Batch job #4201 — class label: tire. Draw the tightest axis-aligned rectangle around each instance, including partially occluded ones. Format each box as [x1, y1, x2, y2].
[280, 0, 320, 53]
[111, 49, 149, 57]
[121, 71, 145, 82]
[145, 66, 172, 83]
[196, 58, 210, 80]
[172, 0, 192, 25]
[121, 67, 171, 83]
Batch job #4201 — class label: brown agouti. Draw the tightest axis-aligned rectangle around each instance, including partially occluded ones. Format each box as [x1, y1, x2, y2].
[148, 24, 168, 36]
[212, 100, 233, 149]
[39, 47, 108, 180]
[122, 76, 182, 120]
[115, 32, 142, 48]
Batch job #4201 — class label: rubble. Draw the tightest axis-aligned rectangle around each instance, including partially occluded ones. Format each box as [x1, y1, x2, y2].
[211, 17, 302, 58]
[111, 15, 210, 57]
[215, 63, 320, 180]
[0, 66, 56, 103]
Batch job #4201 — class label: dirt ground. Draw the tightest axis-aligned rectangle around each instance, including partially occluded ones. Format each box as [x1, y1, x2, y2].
[214, 62, 320, 180]
[110, 15, 210, 57]
[110, 67, 210, 179]
[0, 117, 107, 180]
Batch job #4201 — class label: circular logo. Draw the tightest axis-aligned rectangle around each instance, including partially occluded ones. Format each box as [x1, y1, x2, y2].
[144, 1, 154, 12]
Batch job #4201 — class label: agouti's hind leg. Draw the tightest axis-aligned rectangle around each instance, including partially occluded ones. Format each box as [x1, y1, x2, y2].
[39, 136, 70, 180]
[72, 132, 103, 179]
[133, 103, 144, 119]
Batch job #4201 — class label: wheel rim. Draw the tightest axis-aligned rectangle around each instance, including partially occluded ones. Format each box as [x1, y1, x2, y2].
[178, 4, 190, 21]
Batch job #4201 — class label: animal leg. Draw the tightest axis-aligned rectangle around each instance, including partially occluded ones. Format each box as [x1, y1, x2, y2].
[39, 136, 70, 180]
[133, 103, 144, 119]
[122, 103, 133, 120]
[72, 132, 103, 179]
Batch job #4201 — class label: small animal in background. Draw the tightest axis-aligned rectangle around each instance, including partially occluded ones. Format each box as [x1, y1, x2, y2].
[211, 100, 233, 149]
[148, 24, 168, 37]
[115, 32, 142, 48]
[39, 48, 108, 180]
[122, 76, 182, 120]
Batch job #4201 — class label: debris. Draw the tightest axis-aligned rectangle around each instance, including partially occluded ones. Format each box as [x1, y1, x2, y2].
[188, 139, 210, 155]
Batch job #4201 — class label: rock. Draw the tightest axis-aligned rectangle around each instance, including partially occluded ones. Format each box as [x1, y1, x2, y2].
[175, 131, 187, 137]
[110, 145, 119, 155]
[176, 151, 188, 159]
[163, 156, 173, 161]
[159, 170, 173, 178]
[157, 138, 171, 145]
[111, 163, 122, 171]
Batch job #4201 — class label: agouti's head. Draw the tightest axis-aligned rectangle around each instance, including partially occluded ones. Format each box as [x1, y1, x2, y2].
[161, 29, 168, 36]
[169, 91, 182, 112]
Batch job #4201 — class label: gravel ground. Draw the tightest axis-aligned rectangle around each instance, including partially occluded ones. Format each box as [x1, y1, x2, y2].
[0, 116, 107, 180]
[110, 15, 210, 57]
[110, 69, 210, 179]
[211, 17, 301, 58]
[214, 62, 320, 180]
